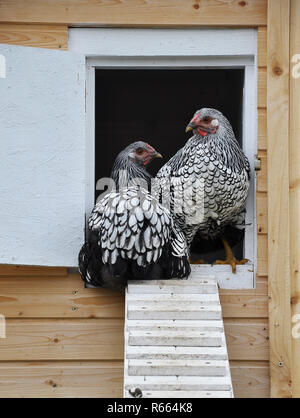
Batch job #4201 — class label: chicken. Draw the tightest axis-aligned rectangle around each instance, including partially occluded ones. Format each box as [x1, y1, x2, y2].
[78, 141, 190, 289]
[154, 108, 250, 273]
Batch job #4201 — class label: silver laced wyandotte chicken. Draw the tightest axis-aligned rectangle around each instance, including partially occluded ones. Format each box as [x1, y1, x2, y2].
[154, 108, 250, 273]
[78, 141, 190, 289]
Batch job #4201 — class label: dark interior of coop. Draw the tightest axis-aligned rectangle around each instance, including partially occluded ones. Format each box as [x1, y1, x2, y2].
[95, 68, 245, 263]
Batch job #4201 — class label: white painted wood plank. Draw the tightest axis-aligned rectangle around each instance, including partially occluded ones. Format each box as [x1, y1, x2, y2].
[126, 319, 224, 331]
[125, 390, 232, 398]
[127, 278, 217, 294]
[125, 375, 232, 391]
[127, 293, 219, 303]
[127, 324, 223, 333]
[128, 303, 222, 320]
[128, 359, 227, 376]
[128, 330, 223, 347]
[69, 28, 257, 58]
[189, 265, 254, 290]
[126, 345, 228, 360]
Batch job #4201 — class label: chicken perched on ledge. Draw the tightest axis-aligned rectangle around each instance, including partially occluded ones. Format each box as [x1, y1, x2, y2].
[78, 141, 190, 289]
[155, 108, 250, 273]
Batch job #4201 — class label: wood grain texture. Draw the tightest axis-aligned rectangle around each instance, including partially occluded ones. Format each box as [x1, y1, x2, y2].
[0, 273, 268, 319]
[257, 150, 267, 193]
[258, 67, 267, 108]
[230, 361, 270, 397]
[256, 26, 268, 342]
[0, 8, 270, 398]
[290, 0, 300, 399]
[257, 192, 268, 234]
[224, 319, 269, 361]
[0, 360, 268, 398]
[0, 24, 68, 49]
[267, 0, 292, 398]
[257, 233, 268, 278]
[220, 281, 268, 318]
[0, 0, 267, 26]
[0, 317, 267, 363]
[0, 318, 124, 361]
[0, 274, 125, 318]
[0, 265, 67, 276]
[0, 361, 123, 398]
[258, 26, 267, 68]
[258, 108, 267, 150]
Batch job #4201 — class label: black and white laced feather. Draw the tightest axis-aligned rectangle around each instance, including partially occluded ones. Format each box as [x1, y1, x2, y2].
[153, 108, 250, 246]
[78, 141, 190, 289]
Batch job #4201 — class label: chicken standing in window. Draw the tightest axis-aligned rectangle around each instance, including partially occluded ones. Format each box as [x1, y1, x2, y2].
[78, 141, 190, 289]
[154, 108, 250, 273]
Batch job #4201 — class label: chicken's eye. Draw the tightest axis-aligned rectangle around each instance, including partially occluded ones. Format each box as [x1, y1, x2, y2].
[202, 116, 210, 123]
[136, 148, 144, 155]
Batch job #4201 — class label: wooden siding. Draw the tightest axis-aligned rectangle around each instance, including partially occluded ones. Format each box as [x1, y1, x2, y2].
[290, 0, 300, 399]
[0, 0, 269, 398]
[0, 271, 269, 397]
[0, 24, 68, 49]
[0, 0, 267, 26]
[267, 0, 292, 398]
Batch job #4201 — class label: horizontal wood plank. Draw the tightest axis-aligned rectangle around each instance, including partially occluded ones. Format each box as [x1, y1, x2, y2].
[0, 361, 123, 398]
[0, 318, 267, 362]
[0, 265, 67, 277]
[0, 318, 124, 361]
[220, 288, 268, 319]
[0, 273, 269, 318]
[0, 274, 125, 318]
[0, 360, 268, 398]
[0, 0, 267, 26]
[0, 23, 68, 49]
[230, 361, 270, 397]
[224, 319, 269, 361]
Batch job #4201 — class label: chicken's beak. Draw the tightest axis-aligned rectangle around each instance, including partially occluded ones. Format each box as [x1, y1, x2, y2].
[155, 152, 163, 159]
[186, 125, 194, 133]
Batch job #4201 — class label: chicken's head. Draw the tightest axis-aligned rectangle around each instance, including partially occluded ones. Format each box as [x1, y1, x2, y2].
[127, 141, 162, 166]
[186, 108, 222, 137]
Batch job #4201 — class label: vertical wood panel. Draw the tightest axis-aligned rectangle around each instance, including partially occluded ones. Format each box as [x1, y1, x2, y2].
[258, 27, 267, 67]
[267, 0, 292, 398]
[290, 0, 300, 399]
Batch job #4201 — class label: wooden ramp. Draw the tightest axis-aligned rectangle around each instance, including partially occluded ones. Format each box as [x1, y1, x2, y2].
[124, 273, 233, 398]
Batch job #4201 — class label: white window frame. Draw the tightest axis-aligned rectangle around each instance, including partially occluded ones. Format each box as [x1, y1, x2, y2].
[69, 28, 257, 289]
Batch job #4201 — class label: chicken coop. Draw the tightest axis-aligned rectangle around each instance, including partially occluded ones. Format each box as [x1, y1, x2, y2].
[0, 0, 299, 398]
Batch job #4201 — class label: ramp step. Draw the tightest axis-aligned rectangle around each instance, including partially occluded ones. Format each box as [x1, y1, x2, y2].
[125, 375, 232, 391]
[128, 330, 223, 347]
[128, 359, 227, 376]
[126, 345, 228, 360]
[126, 319, 224, 331]
[127, 278, 217, 294]
[128, 303, 222, 320]
[126, 390, 232, 398]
